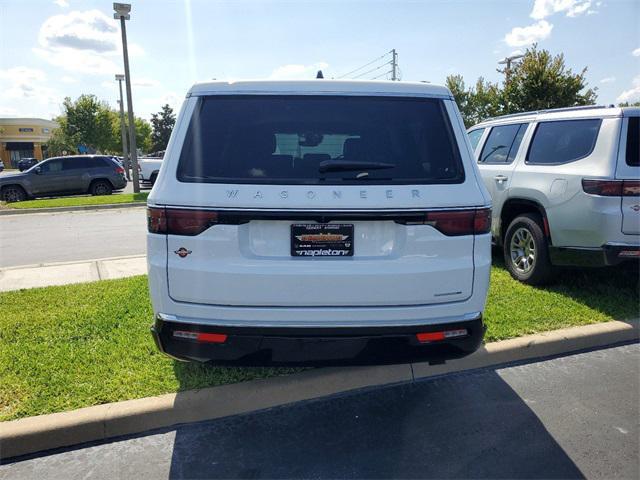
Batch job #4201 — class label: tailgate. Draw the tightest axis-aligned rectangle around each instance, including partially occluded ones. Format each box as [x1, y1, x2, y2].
[166, 218, 476, 307]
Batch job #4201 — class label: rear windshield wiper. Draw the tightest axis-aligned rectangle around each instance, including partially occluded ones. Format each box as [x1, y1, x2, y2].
[318, 160, 396, 173]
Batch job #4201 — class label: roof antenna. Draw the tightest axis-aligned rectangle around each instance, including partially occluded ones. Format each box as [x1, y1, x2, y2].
[316, 70, 324, 79]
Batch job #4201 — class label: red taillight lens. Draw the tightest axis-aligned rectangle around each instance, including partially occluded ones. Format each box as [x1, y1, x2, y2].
[425, 208, 491, 236]
[115, 166, 125, 174]
[173, 330, 227, 343]
[147, 207, 167, 234]
[416, 329, 468, 343]
[582, 179, 622, 196]
[622, 180, 640, 197]
[147, 207, 218, 236]
[582, 179, 640, 197]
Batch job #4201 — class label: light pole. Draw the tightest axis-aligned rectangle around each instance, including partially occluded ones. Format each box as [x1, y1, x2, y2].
[498, 54, 524, 85]
[114, 3, 140, 193]
[115, 74, 130, 180]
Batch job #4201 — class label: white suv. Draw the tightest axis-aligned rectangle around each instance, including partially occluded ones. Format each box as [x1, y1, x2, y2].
[147, 80, 492, 365]
[470, 106, 639, 285]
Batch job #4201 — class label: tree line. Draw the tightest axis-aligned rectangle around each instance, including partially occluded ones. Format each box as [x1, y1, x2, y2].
[47, 96, 176, 157]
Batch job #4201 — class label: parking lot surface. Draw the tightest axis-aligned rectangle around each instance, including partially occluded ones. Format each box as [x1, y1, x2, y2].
[0, 208, 146, 267]
[1, 343, 638, 479]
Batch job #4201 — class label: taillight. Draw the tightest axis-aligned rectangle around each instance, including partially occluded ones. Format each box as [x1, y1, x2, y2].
[115, 166, 125, 174]
[424, 208, 491, 236]
[582, 179, 640, 197]
[416, 329, 468, 343]
[173, 330, 227, 343]
[147, 207, 218, 236]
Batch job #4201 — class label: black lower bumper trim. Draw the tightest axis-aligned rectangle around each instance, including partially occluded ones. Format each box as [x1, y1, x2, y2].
[151, 316, 485, 366]
[549, 245, 640, 267]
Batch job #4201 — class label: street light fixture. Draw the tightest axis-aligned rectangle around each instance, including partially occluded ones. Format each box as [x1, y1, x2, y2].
[115, 74, 130, 180]
[114, 3, 140, 193]
[498, 54, 525, 84]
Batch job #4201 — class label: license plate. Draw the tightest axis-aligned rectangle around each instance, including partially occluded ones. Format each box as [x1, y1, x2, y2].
[291, 224, 354, 257]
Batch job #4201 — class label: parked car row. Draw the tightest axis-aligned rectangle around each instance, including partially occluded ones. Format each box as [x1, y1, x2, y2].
[0, 155, 127, 202]
[469, 105, 639, 284]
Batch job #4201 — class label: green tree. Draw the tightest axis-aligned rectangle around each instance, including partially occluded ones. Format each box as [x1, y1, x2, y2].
[109, 114, 153, 155]
[618, 101, 640, 107]
[150, 104, 176, 152]
[45, 124, 77, 157]
[61, 95, 116, 153]
[446, 75, 502, 127]
[447, 45, 597, 127]
[503, 45, 597, 113]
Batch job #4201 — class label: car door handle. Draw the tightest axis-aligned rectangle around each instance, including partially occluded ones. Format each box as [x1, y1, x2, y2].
[494, 175, 508, 183]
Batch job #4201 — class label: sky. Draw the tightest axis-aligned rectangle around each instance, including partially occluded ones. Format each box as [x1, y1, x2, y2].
[0, 0, 638, 121]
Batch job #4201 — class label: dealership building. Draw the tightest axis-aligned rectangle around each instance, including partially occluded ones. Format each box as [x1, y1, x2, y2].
[0, 118, 58, 168]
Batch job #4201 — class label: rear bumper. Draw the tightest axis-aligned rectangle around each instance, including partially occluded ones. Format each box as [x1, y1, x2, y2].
[549, 243, 640, 267]
[150, 314, 485, 366]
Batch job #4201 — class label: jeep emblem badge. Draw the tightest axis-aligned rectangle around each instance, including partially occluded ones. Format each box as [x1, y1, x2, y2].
[174, 247, 192, 258]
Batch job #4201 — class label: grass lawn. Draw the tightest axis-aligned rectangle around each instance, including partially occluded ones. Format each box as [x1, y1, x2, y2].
[1, 263, 638, 422]
[3, 192, 148, 210]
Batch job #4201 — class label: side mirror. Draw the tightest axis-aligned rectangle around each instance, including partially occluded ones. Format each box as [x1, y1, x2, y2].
[34, 166, 42, 174]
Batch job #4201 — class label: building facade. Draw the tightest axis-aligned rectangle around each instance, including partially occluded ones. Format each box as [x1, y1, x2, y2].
[0, 118, 59, 168]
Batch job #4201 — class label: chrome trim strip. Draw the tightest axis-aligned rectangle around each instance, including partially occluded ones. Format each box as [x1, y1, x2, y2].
[156, 311, 483, 329]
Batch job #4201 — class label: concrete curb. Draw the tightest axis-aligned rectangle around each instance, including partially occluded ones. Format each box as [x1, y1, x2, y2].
[1, 320, 637, 460]
[0, 202, 146, 216]
[0, 255, 147, 292]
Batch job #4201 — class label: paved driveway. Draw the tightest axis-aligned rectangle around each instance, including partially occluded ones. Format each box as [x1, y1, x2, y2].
[1, 343, 638, 479]
[0, 208, 146, 267]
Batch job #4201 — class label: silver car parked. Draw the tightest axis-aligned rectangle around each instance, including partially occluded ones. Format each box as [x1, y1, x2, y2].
[469, 105, 639, 284]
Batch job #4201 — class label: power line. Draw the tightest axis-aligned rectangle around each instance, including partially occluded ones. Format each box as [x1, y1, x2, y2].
[352, 61, 392, 79]
[371, 70, 393, 80]
[337, 50, 392, 79]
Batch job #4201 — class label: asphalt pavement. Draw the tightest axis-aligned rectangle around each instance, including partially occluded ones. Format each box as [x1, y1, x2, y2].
[2, 343, 638, 479]
[0, 208, 146, 267]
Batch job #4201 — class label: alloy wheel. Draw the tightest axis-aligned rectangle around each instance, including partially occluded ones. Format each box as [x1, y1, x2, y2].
[509, 227, 536, 274]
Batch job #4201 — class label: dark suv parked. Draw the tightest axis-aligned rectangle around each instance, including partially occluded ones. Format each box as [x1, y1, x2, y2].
[18, 158, 38, 171]
[0, 155, 127, 202]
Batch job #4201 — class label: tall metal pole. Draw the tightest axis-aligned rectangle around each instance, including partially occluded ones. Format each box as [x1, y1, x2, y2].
[116, 75, 130, 180]
[116, 11, 140, 193]
[391, 49, 398, 81]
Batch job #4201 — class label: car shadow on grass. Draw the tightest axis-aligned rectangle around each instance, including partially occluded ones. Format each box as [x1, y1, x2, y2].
[492, 246, 639, 323]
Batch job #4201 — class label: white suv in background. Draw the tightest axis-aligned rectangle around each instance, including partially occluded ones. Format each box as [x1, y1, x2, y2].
[147, 80, 492, 366]
[469, 106, 639, 285]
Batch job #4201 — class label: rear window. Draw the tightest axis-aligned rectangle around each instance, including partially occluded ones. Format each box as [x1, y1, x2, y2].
[177, 95, 464, 185]
[626, 117, 639, 167]
[527, 119, 601, 165]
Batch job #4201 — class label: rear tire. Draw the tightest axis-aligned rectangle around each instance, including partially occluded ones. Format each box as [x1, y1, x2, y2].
[503, 213, 554, 285]
[90, 180, 113, 196]
[1, 185, 27, 203]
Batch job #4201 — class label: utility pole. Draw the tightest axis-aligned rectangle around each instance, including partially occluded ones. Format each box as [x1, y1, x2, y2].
[391, 49, 398, 81]
[115, 74, 130, 180]
[498, 54, 524, 85]
[114, 3, 140, 193]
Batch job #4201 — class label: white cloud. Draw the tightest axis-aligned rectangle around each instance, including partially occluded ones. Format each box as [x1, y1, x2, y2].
[617, 76, 640, 104]
[0, 66, 61, 118]
[600, 76, 616, 84]
[268, 62, 329, 80]
[54, 0, 69, 7]
[35, 10, 143, 76]
[60, 75, 77, 83]
[633, 48, 640, 57]
[504, 20, 553, 47]
[133, 77, 161, 88]
[531, 0, 594, 20]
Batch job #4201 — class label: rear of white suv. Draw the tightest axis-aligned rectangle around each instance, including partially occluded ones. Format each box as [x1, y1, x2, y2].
[147, 80, 491, 365]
